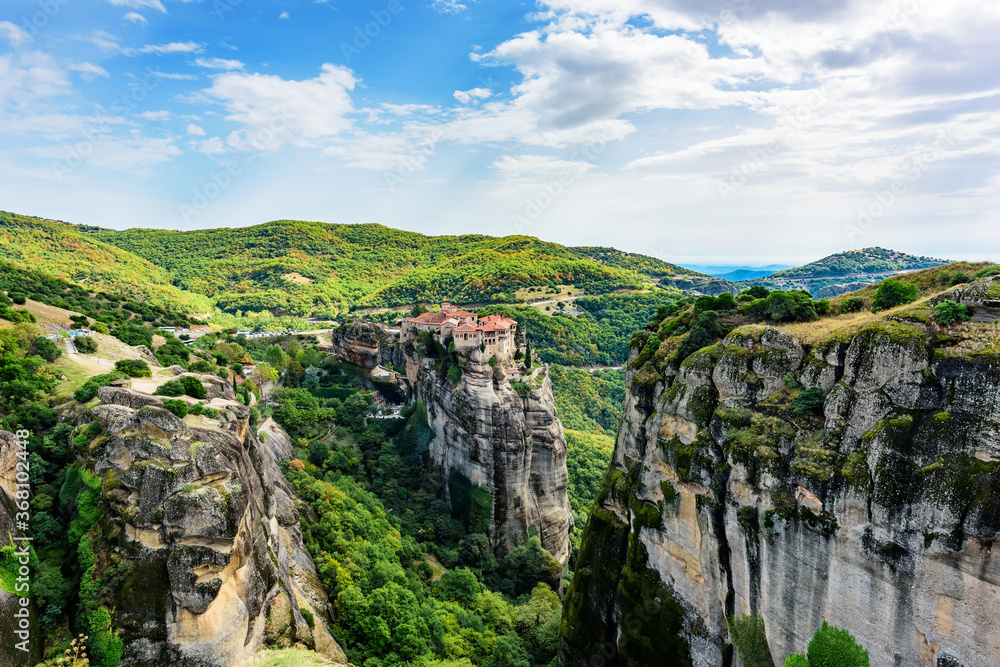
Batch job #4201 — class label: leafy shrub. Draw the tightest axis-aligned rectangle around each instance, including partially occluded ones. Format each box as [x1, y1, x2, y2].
[8, 292, 26, 305]
[783, 656, 809, 667]
[676, 311, 722, 361]
[90, 321, 109, 334]
[741, 291, 819, 323]
[188, 360, 214, 373]
[31, 337, 62, 362]
[839, 296, 865, 313]
[114, 359, 151, 378]
[741, 285, 770, 300]
[299, 607, 315, 629]
[934, 300, 971, 325]
[111, 322, 153, 347]
[75, 336, 98, 354]
[950, 272, 971, 286]
[870, 279, 918, 312]
[791, 387, 824, 415]
[162, 399, 189, 418]
[154, 376, 206, 399]
[154, 379, 185, 397]
[974, 265, 1000, 279]
[806, 621, 870, 667]
[447, 364, 462, 384]
[74, 373, 125, 403]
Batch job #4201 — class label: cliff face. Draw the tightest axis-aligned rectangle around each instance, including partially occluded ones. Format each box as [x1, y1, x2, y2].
[561, 298, 1000, 666]
[59, 382, 345, 666]
[332, 321, 573, 564]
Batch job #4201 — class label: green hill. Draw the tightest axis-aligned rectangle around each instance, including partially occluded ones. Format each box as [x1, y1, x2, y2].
[0, 211, 213, 315]
[769, 247, 947, 279]
[94, 221, 672, 316]
[735, 247, 950, 298]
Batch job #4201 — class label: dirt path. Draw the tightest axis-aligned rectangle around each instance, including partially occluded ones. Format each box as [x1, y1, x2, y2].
[65, 353, 114, 378]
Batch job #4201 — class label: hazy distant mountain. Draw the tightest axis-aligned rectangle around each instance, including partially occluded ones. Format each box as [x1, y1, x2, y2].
[682, 264, 791, 277]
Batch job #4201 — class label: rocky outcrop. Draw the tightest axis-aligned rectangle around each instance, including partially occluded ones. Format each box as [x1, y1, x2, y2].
[935, 274, 1000, 321]
[331, 321, 573, 565]
[561, 309, 1000, 666]
[73, 375, 345, 666]
[330, 321, 404, 371]
[0, 431, 43, 667]
[411, 347, 574, 564]
[98, 386, 166, 410]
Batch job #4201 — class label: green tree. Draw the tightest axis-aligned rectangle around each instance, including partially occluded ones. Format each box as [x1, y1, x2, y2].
[31, 337, 62, 362]
[114, 359, 151, 378]
[934, 300, 971, 325]
[806, 621, 870, 667]
[75, 336, 99, 354]
[792, 387, 825, 415]
[871, 279, 918, 312]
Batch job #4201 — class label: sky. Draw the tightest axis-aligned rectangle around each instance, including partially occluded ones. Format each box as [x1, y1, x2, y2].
[1, 0, 999, 265]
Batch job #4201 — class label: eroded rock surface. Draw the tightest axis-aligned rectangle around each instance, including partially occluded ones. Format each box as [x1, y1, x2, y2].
[72, 375, 345, 666]
[332, 321, 573, 564]
[561, 314, 1000, 667]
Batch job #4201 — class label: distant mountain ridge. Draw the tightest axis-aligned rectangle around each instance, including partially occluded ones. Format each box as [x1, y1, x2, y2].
[734, 247, 950, 298]
[1, 211, 702, 318]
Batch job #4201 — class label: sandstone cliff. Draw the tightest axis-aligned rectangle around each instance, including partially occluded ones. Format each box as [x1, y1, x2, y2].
[561, 280, 1000, 667]
[52, 381, 345, 666]
[332, 321, 573, 564]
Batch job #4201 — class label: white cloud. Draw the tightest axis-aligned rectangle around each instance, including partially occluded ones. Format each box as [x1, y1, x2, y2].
[107, 0, 166, 13]
[279, 11, 290, 19]
[187, 124, 206, 136]
[123, 12, 148, 24]
[129, 41, 201, 55]
[69, 63, 111, 80]
[431, 0, 471, 14]
[88, 31, 120, 52]
[0, 21, 32, 50]
[201, 63, 357, 151]
[453, 87, 491, 104]
[197, 137, 226, 155]
[492, 154, 595, 180]
[138, 110, 171, 120]
[151, 71, 196, 80]
[193, 57, 244, 70]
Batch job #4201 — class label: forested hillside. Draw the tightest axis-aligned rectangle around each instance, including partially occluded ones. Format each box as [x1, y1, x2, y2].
[95, 221, 662, 316]
[0, 212, 213, 314]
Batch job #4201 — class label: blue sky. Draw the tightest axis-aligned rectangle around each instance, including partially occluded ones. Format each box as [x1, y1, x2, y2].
[1, 0, 999, 265]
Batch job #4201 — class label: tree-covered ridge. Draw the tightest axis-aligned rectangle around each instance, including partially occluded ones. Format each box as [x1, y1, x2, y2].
[766, 247, 947, 279]
[92, 220, 660, 316]
[569, 246, 707, 280]
[0, 259, 202, 329]
[0, 211, 213, 315]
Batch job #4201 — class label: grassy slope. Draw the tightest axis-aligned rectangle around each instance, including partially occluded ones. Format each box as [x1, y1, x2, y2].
[93, 221, 663, 314]
[0, 211, 213, 314]
[781, 262, 992, 344]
